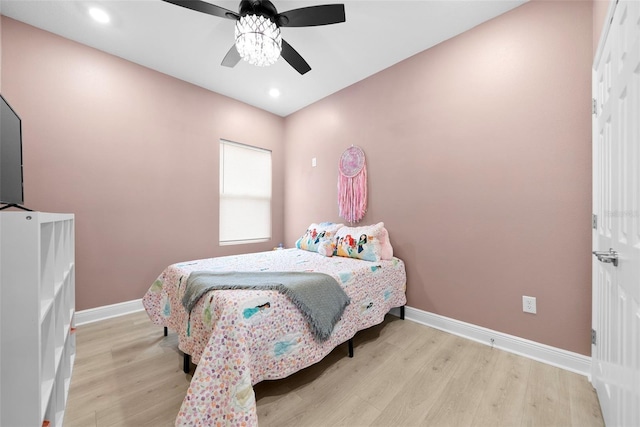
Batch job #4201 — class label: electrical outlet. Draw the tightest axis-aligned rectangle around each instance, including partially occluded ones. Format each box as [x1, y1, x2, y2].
[523, 296, 536, 314]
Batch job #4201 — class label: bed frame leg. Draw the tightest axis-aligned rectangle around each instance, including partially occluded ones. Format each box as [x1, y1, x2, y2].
[164, 326, 168, 336]
[348, 338, 354, 358]
[183, 353, 191, 373]
[401, 305, 405, 320]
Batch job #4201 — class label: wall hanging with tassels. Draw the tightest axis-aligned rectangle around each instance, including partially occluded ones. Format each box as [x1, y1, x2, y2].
[338, 145, 367, 223]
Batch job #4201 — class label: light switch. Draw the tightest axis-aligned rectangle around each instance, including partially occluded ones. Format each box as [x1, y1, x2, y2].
[312, 157, 317, 167]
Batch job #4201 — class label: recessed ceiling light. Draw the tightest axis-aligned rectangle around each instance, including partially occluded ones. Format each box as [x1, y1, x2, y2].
[269, 88, 280, 98]
[89, 7, 110, 24]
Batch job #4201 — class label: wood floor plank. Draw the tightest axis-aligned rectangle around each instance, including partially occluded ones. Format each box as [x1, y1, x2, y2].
[420, 340, 499, 426]
[521, 360, 573, 427]
[64, 311, 605, 427]
[256, 335, 398, 425]
[562, 368, 605, 427]
[370, 333, 466, 426]
[471, 350, 531, 427]
[95, 377, 188, 427]
[352, 324, 450, 412]
[66, 352, 185, 420]
[314, 393, 382, 427]
[254, 380, 305, 426]
[63, 410, 97, 427]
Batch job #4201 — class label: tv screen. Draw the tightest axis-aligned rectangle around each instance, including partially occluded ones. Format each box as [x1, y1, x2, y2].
[0, 94, 24, 205]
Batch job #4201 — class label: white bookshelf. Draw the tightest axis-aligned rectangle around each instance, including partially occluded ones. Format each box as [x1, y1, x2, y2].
[0, 212, 75, 427]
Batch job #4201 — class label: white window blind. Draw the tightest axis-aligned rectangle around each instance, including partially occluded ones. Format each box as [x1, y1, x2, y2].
[219, 140, 272, 245]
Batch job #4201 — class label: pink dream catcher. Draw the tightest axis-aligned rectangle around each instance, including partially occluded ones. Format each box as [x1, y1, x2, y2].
[338, 145, 367, 223]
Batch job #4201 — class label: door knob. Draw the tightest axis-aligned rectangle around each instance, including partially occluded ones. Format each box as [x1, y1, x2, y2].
[592, 248, 619, 267]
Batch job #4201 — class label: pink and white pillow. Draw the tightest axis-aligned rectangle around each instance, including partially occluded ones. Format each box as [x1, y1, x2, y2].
[333, 222, 393, 262]
[295, 222, 343, 256]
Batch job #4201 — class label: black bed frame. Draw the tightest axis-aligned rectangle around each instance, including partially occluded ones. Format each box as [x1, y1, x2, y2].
[166, 305, 405, 374]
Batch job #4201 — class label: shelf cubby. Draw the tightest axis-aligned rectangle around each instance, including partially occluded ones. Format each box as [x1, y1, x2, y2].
[1, 212, 76, 427]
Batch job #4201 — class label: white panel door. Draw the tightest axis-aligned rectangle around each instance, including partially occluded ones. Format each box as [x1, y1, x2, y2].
[592, 1, 640, 426]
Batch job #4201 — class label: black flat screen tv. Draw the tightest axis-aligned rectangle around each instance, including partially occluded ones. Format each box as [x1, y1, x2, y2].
[0, 94, 24, 207]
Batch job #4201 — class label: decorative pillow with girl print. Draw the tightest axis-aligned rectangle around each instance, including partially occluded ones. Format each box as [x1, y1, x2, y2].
[295, 222, 344, 255]
[333, 222, 393, 262]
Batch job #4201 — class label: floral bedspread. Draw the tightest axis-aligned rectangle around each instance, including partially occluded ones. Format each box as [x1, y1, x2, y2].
[142, 248, 406, 426]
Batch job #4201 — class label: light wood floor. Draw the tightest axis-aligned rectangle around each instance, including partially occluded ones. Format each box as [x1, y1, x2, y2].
[64, 311, 604, 427]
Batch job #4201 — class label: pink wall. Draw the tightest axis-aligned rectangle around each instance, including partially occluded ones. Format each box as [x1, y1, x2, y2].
[1, 17, 285, 310]
[1, 1, 607, 356]
[284, 1, 594, 355]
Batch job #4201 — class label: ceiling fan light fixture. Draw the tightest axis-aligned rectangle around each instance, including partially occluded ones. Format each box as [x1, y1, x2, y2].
[235, 14, 282, 67]
[89, 7, 110, 24]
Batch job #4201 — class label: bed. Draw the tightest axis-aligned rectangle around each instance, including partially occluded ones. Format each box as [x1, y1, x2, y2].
[143, 244, 406, 425]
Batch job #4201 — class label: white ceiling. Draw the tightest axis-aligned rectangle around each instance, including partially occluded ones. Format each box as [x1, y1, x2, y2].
[0, 0, 526, 117]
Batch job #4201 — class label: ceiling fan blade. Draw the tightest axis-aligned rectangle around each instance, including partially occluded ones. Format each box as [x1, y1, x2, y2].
[161, 0, 239, 20]
[221, 44, 241, 67]
[276, 4, 345, 27]
[281, 39, 311, 75]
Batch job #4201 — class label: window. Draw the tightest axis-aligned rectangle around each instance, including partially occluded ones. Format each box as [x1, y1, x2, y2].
[219, 139, 272, 245]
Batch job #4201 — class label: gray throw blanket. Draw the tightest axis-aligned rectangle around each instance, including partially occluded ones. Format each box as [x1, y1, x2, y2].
[182, 271, 350, 341]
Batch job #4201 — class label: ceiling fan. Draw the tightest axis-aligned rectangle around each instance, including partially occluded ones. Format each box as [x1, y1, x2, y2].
[162, 0, 346, 75]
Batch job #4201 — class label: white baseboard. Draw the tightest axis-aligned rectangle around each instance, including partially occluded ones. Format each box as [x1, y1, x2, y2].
[76, 301, 591, 377]
[76, 298, 145, 326]
[402, 306, 591, 378]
